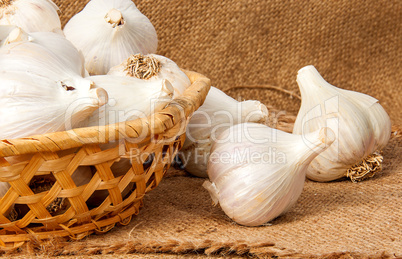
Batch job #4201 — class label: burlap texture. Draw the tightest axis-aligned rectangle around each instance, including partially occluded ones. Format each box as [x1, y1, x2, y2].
[56, 0, 402, 125]
[17, 0, 401, 257]
[10, 129, 401, 258]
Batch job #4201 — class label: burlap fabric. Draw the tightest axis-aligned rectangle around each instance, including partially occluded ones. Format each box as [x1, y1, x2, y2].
[10, 0, 401, 258]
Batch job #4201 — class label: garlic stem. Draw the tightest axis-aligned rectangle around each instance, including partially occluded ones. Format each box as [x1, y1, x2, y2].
[5, 27, 28, 45]
[124, 54, 161, 80]
[105, 8, 125, 28]
[161, 79, 174, 97]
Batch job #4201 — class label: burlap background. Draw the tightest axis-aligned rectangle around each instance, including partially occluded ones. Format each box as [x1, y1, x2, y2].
[15, 0, 402, 258]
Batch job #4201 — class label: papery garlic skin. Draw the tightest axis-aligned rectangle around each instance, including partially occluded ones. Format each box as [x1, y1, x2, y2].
[204, 123, 335, 226]
[293, 65, 391, 182]
[64, 0, 158, 75]
[0, 0, 61, 33]
[108, 54, 190, 98]
[85, 75, 174, 127]
[28, 31, 89, 77]
[180, 87, 268, 178]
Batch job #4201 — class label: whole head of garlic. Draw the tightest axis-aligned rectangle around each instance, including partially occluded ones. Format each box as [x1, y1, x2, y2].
[64, 0, 158, 75]
[0, 25, 88, 77]
[180, 86, 268, 178]
[293, 65, 392, 182]
[203, 123, 335, 226]
[0, 0, 61, 33]
[0, 28, 107, 139]
[108, 53, 190, 98]
[0, 70, 107, 139]
[0, 26, 89, 86]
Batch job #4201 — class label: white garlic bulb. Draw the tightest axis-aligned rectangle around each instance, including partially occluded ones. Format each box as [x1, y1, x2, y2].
[64, 0, 158, 75]
[0, 71, 107, 139]
[85, 75, 174, 128]
[293, 65, 392, 182]
[0, 28, 91, 90]
[0, 0, 61, 33]
[108, 53, 190, 98]
[180, 87, 268, 178]
[0, 31, 107, 139]
[0, 25, 88, 77]
[204, 123, 335, 226]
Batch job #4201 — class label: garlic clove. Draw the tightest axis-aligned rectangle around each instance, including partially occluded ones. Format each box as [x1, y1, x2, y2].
[204, 123, 335, 226]
[179, 86, 269, 178]
[293, 65, 391, 182]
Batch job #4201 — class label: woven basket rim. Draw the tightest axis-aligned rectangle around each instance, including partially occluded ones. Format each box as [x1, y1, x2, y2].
[0, 70, 211, 158]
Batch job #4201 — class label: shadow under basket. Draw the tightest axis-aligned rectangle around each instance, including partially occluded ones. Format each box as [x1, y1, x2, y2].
[0, 70, 211, 250]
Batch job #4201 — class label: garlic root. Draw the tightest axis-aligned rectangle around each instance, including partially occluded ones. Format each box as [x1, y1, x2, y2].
[124, 54, 161, 80]
[346, 151, 383, 183]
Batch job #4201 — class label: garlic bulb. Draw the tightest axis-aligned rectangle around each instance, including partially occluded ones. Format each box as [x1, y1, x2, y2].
[179, 87, 268, 178]
[0, 28, 91, 89]
[85, 75, 174, 128]
[203, 123, 335, 226]
[64, 0, 158, 75]
[0, 32, 107, 139]
[0, 71, 107, 139]
[0, 25, 88, 77]
[0, 0, 61, 33]
[108, 53, 190, 97]
[293, 65, 392, 182]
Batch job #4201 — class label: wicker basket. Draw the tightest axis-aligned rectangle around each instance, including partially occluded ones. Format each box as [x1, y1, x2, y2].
[0, 70, 211, 250]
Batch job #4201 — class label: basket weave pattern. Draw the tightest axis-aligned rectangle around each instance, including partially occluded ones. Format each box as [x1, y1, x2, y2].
[0, 71, 211, 249]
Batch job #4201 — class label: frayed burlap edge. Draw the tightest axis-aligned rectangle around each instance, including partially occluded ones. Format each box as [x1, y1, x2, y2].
[2, 236, 396, 259]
